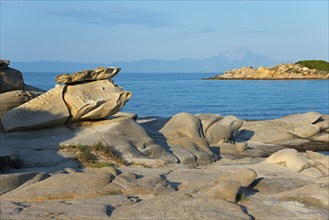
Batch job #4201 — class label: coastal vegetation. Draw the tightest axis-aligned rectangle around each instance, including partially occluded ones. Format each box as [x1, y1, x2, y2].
[205, 61, 329, 80]
[296, 60, 329, 72]
[59, 142, 128, 168]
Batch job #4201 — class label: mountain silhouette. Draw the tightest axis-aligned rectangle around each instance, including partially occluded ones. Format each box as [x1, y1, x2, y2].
[11, 48, 281, 73]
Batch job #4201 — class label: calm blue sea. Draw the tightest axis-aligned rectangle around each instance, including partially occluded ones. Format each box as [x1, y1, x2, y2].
[23, 72, 329, 120]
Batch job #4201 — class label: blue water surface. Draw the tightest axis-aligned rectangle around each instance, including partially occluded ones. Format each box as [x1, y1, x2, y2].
[23, 72, 329, 120]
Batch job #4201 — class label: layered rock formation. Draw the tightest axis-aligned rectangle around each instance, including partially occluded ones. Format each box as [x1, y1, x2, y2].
[206, 63, 329, 80]
[1, 66, 132, 131]
[0, 60, 44, 117]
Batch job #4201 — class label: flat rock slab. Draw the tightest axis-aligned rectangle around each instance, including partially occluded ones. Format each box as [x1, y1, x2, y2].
[1, 170, 115, 202]
[237, 112, 328, 144]
[1, 85, 70, 131]
[111, 193, 252, 220]
[0, 116, 176, 169]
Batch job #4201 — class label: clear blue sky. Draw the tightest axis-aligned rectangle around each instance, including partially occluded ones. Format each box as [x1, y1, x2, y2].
[1, 0, 328, 63]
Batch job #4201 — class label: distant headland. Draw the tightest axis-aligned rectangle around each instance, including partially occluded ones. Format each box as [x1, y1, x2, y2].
[205, 60, 329, 80]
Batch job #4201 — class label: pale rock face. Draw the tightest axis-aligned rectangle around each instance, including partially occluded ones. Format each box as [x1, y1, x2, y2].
[110, 193, 251, 220]
[55, 66, 120, 84]
[63, 80, 132, 121]
[1, 77, 132, 132]
[265, 149, 315, 172]
[277, 183, 329, 209]
[59, 117, 177, 166]
[276, 112, 322, 126]
[236, 112, 325, 143]
[197, 179, 241, 203]
[1, 171, 115, 202]
[205, 115, 243, 145]
[289, 124, 321, 138]
[160, 113, 216, 165]
[195, 113, 223, 135]
[1, 85, 70, 131]
[160, 112, 205, 139]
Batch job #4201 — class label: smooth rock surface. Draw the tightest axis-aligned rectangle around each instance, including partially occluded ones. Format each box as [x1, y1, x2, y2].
[236, 112, 326, 144]
[159, 113, 216, 165]
[64, 80, 132, 121]
[205, 115, 243, 145]
[55, 66, 121, 84]
[1, 85, 70, 131]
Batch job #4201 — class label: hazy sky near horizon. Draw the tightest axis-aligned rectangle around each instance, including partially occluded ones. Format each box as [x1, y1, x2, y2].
[1, 0, 328, 63]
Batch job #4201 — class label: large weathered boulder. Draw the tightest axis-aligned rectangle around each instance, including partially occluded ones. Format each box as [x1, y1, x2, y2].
[1, 66, 132, 132]
[64, 80, 131, 122]
[0, 66, 24, 93]
[204, 115, 243, 145]
[1, 85, 70, 131]
[196, 113, 223, 136]
[56, 66, 120, 84]
[159, 113, 216, 165]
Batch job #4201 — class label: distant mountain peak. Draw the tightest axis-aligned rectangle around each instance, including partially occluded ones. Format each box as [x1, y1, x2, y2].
[12, 47, 281, 73]
[219, 47, 255, 61]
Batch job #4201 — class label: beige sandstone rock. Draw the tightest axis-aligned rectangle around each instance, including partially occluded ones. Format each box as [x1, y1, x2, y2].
[197, 179, 241, 202]
[56, 66, 120, 84]
[236, 112, 324, 144]
[0, 172, 39, 195]
[159, 113, 216, 165]
[110, 193, 251, 220]
[196, 113, 223, 134]
[265, 149, 314, 172]
[1, 171, 115, 202]
[64, 80, 132, 121]
[1, 85, 70, 131]
[205, 115, 243, 145]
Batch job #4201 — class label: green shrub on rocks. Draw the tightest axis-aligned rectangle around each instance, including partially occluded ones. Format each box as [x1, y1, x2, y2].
[59, 142, 128, 168]
[296, 60, 329, 72]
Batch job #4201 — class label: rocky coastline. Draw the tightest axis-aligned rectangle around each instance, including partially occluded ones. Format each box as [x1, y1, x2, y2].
[1, 61, 328, 219]
[205, 63, 329, 80]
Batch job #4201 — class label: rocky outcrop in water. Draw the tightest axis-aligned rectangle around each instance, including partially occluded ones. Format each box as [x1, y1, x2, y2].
[206, 63, 329, 80]
[1, 67, 132, 131]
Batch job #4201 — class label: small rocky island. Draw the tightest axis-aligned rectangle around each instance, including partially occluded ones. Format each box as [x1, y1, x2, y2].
[205, 60, 329, 80]
[1, 61, 329, 219]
